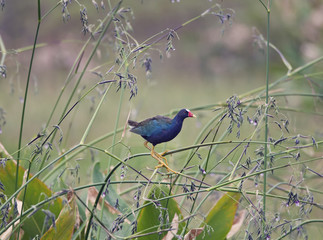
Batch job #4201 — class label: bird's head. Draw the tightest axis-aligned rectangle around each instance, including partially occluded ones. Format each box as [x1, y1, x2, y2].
[177, 109, 196, 119]
[186, 109, 196, 118]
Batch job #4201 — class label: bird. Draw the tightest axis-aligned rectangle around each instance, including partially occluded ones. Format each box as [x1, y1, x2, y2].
[128, 109, 196, 173]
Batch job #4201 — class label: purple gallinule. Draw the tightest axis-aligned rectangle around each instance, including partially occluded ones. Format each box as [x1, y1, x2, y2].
[128, 109, 196, 173]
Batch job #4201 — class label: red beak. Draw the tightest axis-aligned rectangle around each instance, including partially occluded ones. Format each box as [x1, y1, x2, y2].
[188, 111, 196, 118]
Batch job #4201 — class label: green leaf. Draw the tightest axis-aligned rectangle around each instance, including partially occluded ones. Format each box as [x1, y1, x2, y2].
[196, 192, 241, 240]
[17, 171, 63, 238]
[41, 194, 77, 240]
[136, 185, 184, 240]
[0, 143, 63, 238]
[0, 147, 24, 196]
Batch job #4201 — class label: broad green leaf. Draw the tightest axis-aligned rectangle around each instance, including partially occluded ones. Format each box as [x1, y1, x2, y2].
[92, 161, 105, 183]
[136, 185, 184, 240]
[0, 143, 63, 238]
[41, 194, 77, 240]
[0, 144, 24, 196]
[196, 192, 241, 240]
[17, 171, 63, 238]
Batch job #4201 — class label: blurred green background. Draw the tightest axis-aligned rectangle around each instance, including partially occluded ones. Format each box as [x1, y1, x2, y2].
[0, 0, 323, 238]
[0, 0, 322, 161]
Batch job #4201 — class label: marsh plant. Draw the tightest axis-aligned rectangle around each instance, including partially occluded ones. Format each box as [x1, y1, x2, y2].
[0, 0, 322, 239]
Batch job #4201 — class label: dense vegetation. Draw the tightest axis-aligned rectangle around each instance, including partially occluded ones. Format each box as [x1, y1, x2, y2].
[0, 0, 322, 239]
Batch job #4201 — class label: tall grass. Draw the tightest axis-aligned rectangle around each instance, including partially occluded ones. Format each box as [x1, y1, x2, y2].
[0, 0, 322, 239]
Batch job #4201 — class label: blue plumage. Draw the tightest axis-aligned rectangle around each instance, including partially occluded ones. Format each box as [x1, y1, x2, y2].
[128, 109, 195, 146]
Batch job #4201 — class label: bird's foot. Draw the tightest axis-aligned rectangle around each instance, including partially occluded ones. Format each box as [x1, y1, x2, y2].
[164, 166, 179, 175]
[155, 163, 167, 171]
[151, 151, 168, 170]
[155, 163, 179, 174]
[154, 152, 169, 165]
[146, 143, 178, 174]
[150, 149, 178, 174]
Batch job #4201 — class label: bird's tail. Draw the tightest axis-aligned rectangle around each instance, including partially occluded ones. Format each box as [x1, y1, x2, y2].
[128, 120, 138, 128]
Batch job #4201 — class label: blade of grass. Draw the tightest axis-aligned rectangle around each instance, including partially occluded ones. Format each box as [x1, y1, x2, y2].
[15, 1, 42, 238]
[258, 1, 272, 237]
[16, 0, 41, 190]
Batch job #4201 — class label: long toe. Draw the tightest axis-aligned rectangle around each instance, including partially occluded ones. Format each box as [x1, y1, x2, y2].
[155, 163, 167, 170]
[150, 146, 178, 174]
[151, 151, 167, 166]
[165, 166, 179, 174]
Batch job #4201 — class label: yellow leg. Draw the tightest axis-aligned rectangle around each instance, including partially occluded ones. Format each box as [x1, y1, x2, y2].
[154, 151, 169, 166]
[155, 164, 164, 169]
[145, 141, 167, 167]
[144, 141, 169, 164]
[144, 141, 152, 151]
[144, 141, 178, 174]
